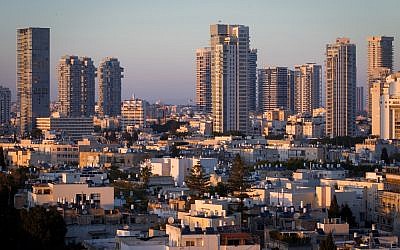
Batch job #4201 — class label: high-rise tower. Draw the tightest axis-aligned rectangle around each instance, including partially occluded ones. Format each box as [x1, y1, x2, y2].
[248, 49, 258, 113]
[196, 47, 212, 113]
[294, 63, 322, 115]
[57, 55, 96, 117]
[98, 57, 124, 117]
[258, 67, 290, 113]
[17, 27, 50, 135]
[325, 38, 357, 137]
[210, 24, 250, 133]
[367, 36, 394, 116]
[0, 86, 11, 125]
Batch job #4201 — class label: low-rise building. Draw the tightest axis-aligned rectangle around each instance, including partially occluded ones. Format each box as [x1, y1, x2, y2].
[36, 115, 94, 140]
[28, 182, 114, 210]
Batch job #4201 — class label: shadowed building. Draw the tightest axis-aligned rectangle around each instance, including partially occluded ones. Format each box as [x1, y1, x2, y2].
[0, 86, 11, 125]
[57, 56, 96, 117]
[98, 57, 124, 117]
[17, 27, 50, 135]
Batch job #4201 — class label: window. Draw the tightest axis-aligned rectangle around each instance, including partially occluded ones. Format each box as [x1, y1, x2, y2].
[91, 193, 101, 201]
[186, 241, 195, 247]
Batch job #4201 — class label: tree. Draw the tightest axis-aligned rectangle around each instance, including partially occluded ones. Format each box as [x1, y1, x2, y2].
[20, 206, 66, 249]
[185, 164, 210, 196]
[340, 204, 356, 227]
[170, 144, 180, 157]
[211, 182, 229, 197]
[30, 128, 43, 139]
[0, 146, 6, 170]
[140, 164, 152, 186]
[381, 147, 390, 164]
[227, 154, 249, 193]
[132, 130, 139, 142]
[328, 195, 340, 219]
[319, 233, 337, 250]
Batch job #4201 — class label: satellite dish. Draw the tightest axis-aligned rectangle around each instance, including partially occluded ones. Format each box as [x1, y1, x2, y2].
[168, 217, 175, 224]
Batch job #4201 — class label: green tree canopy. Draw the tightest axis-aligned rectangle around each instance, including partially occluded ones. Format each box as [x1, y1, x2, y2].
[185, 164, 210, 196]
[170, 144, 180, 158]
[0, 146, 6, 169]
[227, 154, 250, 193]
[340, 204, 356, 227]
[140, 164, 152, 186]
[319, 233, 337, 250]
[328, 195, 340, 219]
[20, 206, 66, 249]
[381, 147, 390, 164]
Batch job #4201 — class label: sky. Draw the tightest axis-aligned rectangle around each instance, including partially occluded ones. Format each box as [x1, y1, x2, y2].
[0, 0, 399, 104]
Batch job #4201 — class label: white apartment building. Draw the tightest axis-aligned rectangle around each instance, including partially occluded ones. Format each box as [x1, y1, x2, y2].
[211, 24, 250, 133]
[371, 72, 400, 139]
[142, 157, 218, 186]
[121, 97, 146, 130]
[28, 182, 114, 210]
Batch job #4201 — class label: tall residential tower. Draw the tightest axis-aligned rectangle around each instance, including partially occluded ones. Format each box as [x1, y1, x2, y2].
[196, 47, 212, 113]
[294, 63, 322, 115]
[325, 38, 357, 137]
[248, 49, 258, 113]
[98, 57, 124, 117]
[258, 67, 291, 113]
[367, 36, 394, 116]
[0, 86, 11, 125]
[17, 27, 50, 135]
[57, 55, 96, 117]
[210, 24, 250, 133]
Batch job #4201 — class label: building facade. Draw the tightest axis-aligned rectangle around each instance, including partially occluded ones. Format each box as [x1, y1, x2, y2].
[258, 67, 290, 113]
[325, 38, 357, 137]
[17, 27, 50, 135]
[372, 73, 400, 139]
[0, 86, 11, 124]
[196, 47, 212, 113]
[57, 55, 96, 117]
[121, 97, 146, 130]
[36, 116, 94, 140]
[248, 49, 258, 113]
[294, 63, 321, 115]
[367, 36, 394, 116]
[98, 57, 124, 117]
[356, 86, 364, 114]
[211, 24, 250, 133]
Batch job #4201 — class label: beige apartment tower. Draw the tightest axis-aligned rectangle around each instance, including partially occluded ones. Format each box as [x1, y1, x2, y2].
[211, 24, 250, 133]
[294, 63, 322, 115]
[57, 55, 96, 117]
[325, 38, 356, 137]
[367, 36, 394, 116]
[196, 47, 212, 113]
[17, 27, 50, 135]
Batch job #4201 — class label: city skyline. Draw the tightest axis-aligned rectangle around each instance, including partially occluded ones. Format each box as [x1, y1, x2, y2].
[0, 0, 399, 104]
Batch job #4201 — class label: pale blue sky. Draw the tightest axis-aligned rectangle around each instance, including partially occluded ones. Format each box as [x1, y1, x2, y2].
[0, 0, 399, 104]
